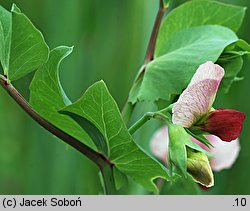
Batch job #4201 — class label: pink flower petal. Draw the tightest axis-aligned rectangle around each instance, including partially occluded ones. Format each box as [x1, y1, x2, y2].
[172, 61, 224, 128]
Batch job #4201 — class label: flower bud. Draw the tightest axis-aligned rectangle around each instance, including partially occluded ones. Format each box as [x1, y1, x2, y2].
[187, 148, 214, 187]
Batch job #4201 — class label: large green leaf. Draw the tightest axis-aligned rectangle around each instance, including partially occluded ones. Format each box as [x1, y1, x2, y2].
[61, 81, 170, 193]
[29, 46, 95, 150]
[0, 4, 49, 81]
[156, 0, 246, 57]
[129, 25, 238, 103]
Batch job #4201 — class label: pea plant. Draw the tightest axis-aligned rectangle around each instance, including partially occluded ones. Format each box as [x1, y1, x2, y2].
[0, 0, 247, 194]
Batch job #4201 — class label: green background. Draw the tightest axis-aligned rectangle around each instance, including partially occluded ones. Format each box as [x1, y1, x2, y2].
[0, 0, 249, 194]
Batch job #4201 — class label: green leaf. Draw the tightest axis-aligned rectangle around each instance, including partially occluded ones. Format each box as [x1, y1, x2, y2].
[216, 39, 250, 92]
[29, 46, 95, 150]
[61, 81, 171, 193]
[0, 4, 49, 81]
[168, 124, 211, 176]
[185, 128, 213, 149]
[235, 39, 250, 61]
[236, 39, 250, 52]
[11, 4, 21, 13]
[0, 5, 11, 74]
[156, 0, 246, 57]
[60, 112, 108, 156]
[161, 174, 201, 194]
[129, 25, 238, 103]
[113, 167, 128, 190]
[219, 56, 243, 93]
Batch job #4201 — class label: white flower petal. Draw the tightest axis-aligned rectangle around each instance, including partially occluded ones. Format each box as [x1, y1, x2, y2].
[189, 61, 224, 86]
[173, 79, 219, 127]
[172, 61, 225, 128]
[205, 135, 240, 172]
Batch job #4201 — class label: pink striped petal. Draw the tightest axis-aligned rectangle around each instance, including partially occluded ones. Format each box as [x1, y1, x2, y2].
[172, 61, 224, 128]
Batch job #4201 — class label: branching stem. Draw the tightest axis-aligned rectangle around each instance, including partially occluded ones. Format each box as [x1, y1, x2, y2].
[0, 0, 169, 194]
[0, 74, 116, 194]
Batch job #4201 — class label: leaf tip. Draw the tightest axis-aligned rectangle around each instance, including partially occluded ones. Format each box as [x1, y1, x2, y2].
[97, 80, 107, 87]
[11, 3, 22, 13]
[67, 46, 74, 54]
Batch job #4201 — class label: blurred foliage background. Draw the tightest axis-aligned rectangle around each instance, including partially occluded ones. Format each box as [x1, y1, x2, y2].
[0, 0, 249, 194]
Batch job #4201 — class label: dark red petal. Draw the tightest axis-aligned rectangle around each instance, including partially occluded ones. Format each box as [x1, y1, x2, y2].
[200, 109, 245, 142]
[199, 184, 210, 191]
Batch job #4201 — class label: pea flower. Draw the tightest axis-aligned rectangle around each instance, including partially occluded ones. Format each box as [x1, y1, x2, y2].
[150, 126, 240, 172]
[172, 61, 245, 142]
[150, 61, 244, 187]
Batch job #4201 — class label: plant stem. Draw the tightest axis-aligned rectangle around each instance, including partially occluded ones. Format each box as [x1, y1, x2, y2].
[129, 112, 155, 134]
[128, 111, 170, 135]
[100, 163, 116, 194]
[144, 0, 167, 64]
[158, 103, 174, 114]
[0, 74, 116, 194]
[137, 0, 168, 80]
[122, 0, 168, 123]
